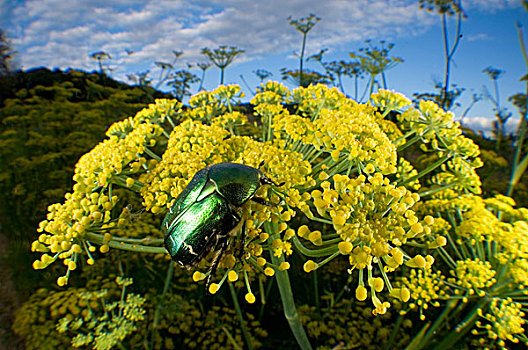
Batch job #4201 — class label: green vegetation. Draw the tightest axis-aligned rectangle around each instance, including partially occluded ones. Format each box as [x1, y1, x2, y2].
[2, 4, 528, 349]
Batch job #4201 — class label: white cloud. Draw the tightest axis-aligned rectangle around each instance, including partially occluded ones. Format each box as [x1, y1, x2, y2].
[466, 33, 491, 41]
[6, 0, 432, 72]
[3, 0, 522, 82]
[463, 115, 521, 135]
[464, 0, 522, 11]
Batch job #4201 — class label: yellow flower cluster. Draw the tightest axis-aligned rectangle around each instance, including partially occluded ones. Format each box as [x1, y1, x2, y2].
[371, 89, 412, 113]
[269, 98, 397, 175]
[398, 268, 446, 320]
[33, 98, 177, 285]
[372, 90, 483, 196]
[297, 171, 440, 315]
[13, 277, 120, 350]
[187, 85, 244, 122]
[475, 298, 527, 349]
[57, 277, 146, 350]
[298, 298, 413, 349]
[449, 258, 496, 296]
[147, 293, 267, 349]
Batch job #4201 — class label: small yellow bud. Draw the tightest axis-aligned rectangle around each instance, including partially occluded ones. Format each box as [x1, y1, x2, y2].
[68, 260, 77, 271]
[50, 242, 61, 253]
[228, 270, 238, 282]
[245, 292, 256, 304]
[405, 255, 426, 268]
[356, 286, 368, 301]
[86, 258, 95, 265]
[32, 260, 43, 270]
[308, 230, 322, 246]
[364, 163, 375, 174]
[411, 223, 423, 234]
[338, 241, 353, 254]
[330, 149, 340, 161]
[371, 277, 384, 292]
[256, 257, 267, 267]
[424, 215, 435, 225]
[264, 267, 275, 276]
[311, 190, 322, 198]
[303, 260, 318, 273]
[100, 244, 110, 253]
[280, 211, 291, 221]
[60, 241, 71, 251]
[57, 276, 68, 287]
[279, 262, 290, 270]
[283, 229, 295, 240]
[435, 236, 447, 246]
[193, 271, 206, 282]
[72, 244, 82, 253]
[297, 225, 310, 238]
[103, 233, 112, 242]
[332, 213, 347, 226]
[208, 283, 220, 294]
[126, 178, 135, 187]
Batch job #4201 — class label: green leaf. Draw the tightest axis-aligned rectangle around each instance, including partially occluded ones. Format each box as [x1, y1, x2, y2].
[511, 153, 528, 187]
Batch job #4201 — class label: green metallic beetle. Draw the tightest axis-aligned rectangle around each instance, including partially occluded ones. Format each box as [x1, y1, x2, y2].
[162, 162, 280, 281]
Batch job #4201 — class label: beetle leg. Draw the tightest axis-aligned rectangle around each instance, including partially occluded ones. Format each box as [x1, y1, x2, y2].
[251, 196, 277, 207]
[235, 219, 247, 261]
[205, 234, 230, 287]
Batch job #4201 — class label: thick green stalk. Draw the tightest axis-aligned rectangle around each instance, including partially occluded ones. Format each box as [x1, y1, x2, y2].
[266, 223, 312, 350]
[85, 231, 166, 254]
[385, 313, 404, 350]
[397, 154, 451, 186]
[292, 236, 339, 257]
[419, 299, 459, 348]
[229, 282, 253, 350]
[299, 33, 307, 86]
[432, 300, 484, 350]
[150, 262, 174, 349]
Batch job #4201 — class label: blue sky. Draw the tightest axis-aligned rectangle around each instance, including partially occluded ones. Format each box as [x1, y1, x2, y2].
[1, 0, 526, 134]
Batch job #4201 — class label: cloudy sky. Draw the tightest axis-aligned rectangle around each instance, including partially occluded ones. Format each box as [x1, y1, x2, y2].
[1, 0, 526, 133]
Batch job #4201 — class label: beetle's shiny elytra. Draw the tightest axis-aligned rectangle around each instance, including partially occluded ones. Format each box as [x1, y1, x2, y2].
[162, 163, 278, 272]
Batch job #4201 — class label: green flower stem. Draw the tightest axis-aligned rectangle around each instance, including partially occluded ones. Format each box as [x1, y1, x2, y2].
[111, 175, 143, 192]
[313, 270, 320, 312]
[166, 115, 177, 129]
[85, 231, 166, 254]
[110, 236, 164, 246]
[432, 300, 485, 350]
[418, 299, 459, 349]
[397, 155, 451, 187]
[418, 183, 456, 198]
[228, 282, 254, 350]
[222, 327, 243, 350]
[397, 134, 421, 152]
[258, 278, 275, 322]
[310, 216, 334, 225]
[144, 146, 162, 162]
[150, 262, 174, 350]
[437, 246, 457, 270]
[385, 313, 404, 350]
[315, 251, 341, 269]
[292, 236, 339, 257]
[266, 223, 313, 350]
[335, 274, 353, 304]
